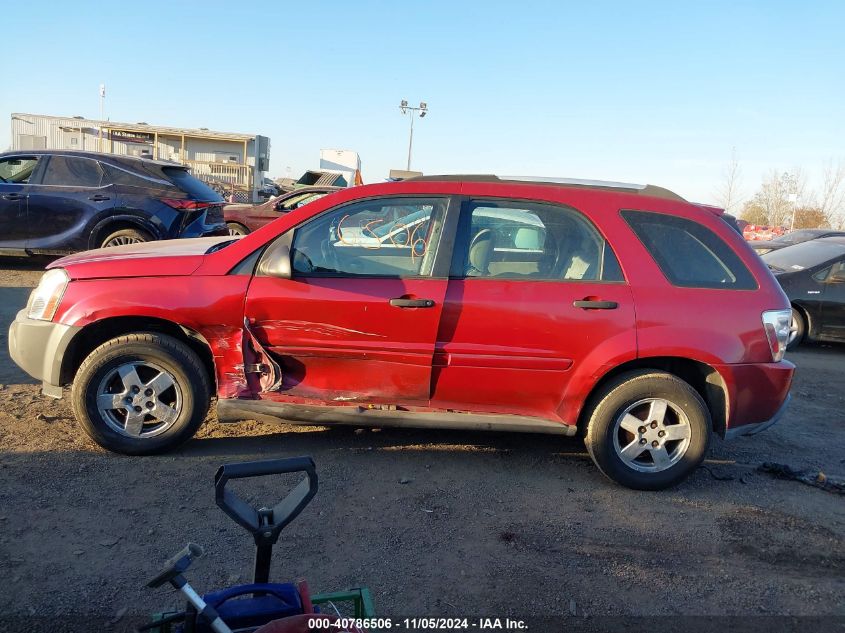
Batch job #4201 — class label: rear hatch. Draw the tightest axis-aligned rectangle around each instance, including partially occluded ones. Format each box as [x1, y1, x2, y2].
[160, 166, 225, 227]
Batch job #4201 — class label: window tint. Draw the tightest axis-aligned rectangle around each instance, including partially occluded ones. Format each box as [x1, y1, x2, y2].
[41, 156, 104, 187]
[291, 197, 447, 277]
[102, 163, 163, 188]
[278, 192, 326, 211]
[823, 260, 845, 281]
[622, 210, 757, 290]
[163, 167, 223, 201]
[460, 201, 624, 282]
[0, 157, 39, 184]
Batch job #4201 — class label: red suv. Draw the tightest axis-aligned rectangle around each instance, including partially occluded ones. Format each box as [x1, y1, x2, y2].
[9, 176, 794, 489]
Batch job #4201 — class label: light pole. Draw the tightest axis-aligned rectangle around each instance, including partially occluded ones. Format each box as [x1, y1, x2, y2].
[399, 100, 427, 171]
[99, 83, 106, 152]
[788, 192, 798, 231]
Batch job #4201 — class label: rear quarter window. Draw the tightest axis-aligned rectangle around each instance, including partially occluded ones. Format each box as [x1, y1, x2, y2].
[163, 167, 224, 201]
[622, 210, 757, 290]
[102, 163, 169, 189]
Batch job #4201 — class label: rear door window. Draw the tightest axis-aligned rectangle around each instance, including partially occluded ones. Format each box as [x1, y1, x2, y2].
[457, 200, 624, 282]
[622, 210, 757, 289]
[41, 156, 104, 187]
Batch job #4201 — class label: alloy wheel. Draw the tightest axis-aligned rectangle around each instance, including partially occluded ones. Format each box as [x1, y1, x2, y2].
[612, 398, 692, 473]
[104, 235, 145, 247]
[95, 361, 182, 438]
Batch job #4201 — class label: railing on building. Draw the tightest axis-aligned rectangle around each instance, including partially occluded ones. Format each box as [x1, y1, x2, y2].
[183, 159, 254, 202]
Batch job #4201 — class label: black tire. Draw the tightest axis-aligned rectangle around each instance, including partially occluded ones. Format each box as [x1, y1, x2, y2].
[584, 370, 711, 490]
[100, 227, 153, 248]
[227, 222, 250, 236]
[71, 333, 211, 455]
[787, 307, 805, 351]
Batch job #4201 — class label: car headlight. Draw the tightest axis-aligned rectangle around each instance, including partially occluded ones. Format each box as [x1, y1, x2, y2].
[27, 269, 69, 321]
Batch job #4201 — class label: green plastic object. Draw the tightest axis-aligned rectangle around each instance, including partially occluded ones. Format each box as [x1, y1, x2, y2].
[148, 587, 375, 632]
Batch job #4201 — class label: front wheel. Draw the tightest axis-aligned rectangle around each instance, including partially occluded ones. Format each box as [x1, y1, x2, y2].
[71, 333, 211, 455]
[584, 371, 711, 490]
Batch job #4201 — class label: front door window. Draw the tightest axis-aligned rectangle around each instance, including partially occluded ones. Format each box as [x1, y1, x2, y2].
[0, 157, 39, 184]
[290, 197, 446, 278]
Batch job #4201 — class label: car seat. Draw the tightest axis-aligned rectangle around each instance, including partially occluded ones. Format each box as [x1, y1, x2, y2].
[465, 228, 495, 277]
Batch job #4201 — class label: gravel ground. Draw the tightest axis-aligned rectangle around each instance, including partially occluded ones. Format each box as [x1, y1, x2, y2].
[0, 259, 842, 632]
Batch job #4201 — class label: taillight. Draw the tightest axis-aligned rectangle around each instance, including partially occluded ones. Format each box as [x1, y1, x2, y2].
[160, 198, 214, 211]
[762, 309, 791, 362]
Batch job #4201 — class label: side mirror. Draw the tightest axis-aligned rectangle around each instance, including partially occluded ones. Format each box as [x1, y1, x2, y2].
[256, 232, 293, 279]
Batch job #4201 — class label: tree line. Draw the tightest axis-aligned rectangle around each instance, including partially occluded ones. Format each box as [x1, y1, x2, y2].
[714, 153, 845, 230]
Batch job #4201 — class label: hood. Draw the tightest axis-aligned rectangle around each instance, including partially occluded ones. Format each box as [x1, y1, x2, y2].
[49, 236, 233, 280]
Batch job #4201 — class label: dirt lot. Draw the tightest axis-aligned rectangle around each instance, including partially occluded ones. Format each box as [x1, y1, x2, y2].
[0, 260, 842, 631]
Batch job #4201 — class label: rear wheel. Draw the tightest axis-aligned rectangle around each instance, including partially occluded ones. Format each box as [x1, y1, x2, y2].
[100, 227, 153, 248]
[787, 307, 805, 350]
[227, 222, 250, 236]
[584, 370, 711, 490]
[71, 333, 211, 455]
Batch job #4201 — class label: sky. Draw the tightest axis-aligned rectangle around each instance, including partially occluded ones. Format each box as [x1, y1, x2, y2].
[2, 0, 844, 206]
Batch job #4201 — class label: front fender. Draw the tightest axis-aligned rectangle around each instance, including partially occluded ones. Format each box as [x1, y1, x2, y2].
[54, 275, 253, 398]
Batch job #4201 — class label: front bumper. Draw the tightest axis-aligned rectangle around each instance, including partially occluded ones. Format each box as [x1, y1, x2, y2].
[8, 309, 80, 398]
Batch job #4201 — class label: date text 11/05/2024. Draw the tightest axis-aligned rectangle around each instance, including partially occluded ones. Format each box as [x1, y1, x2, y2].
[308, 618, 529, 630]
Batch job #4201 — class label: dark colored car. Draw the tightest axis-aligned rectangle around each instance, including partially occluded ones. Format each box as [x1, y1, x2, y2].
[0, 150, 226, 254]
[750, 228, 845, 255]
[9, 175, 794, 490]
[762, 236, 845, 349]
[224, 186, 341, 235]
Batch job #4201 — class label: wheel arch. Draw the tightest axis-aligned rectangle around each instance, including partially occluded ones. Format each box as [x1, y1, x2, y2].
[790, 301, 813, 340]
[226, 221, 251, 235]
[60, 316, 216, 392]
[578, 356, 729, 437]
[88, 216, 161, 249]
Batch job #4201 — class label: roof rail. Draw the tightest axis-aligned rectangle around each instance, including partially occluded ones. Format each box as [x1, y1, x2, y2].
[404, 174, 685, 202]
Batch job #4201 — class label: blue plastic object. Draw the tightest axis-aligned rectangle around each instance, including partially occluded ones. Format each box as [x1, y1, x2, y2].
[194, 583, 304, 632]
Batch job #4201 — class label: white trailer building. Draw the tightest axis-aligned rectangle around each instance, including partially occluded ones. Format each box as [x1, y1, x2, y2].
[10, 113, 270, 202]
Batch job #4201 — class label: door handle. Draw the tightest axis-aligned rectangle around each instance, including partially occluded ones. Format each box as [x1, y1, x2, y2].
[573, 299, 618, 310]
[2, 193, 24, 201]
[389, 297, 435, 308]
[89, 195, 111, 201]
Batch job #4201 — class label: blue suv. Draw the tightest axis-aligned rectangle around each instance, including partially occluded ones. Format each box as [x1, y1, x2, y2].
[0, 150, 227, 254]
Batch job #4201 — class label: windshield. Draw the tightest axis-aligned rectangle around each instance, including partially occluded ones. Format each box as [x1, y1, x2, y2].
[774, 230, 819, 245]
[762, 240, 845, 272]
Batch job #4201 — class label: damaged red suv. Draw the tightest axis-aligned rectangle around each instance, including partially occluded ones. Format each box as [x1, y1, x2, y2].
[9, 176, 794, 489]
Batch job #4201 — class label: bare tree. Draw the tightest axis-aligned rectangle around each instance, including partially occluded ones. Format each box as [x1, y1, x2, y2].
[745, 169, 807, 227]
[818, 160, 845, 229]
[714, 148, 743, 213]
